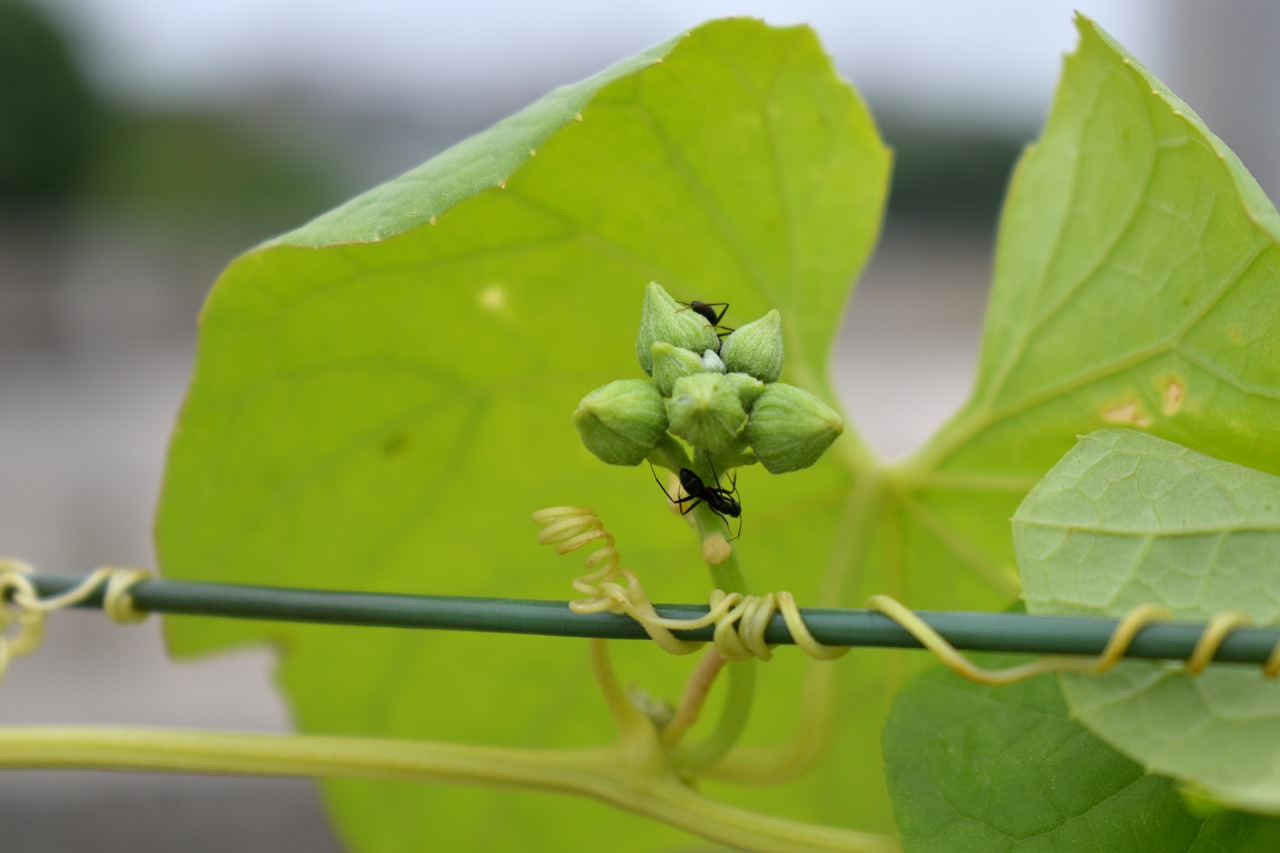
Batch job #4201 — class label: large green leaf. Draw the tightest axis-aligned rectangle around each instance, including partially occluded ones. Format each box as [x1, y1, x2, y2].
[1014, 429, 1280, 814]
[156, 10, 1280, 848]
[821, 13, 1280, 833]
[883, 652, 1280, 852]
[156, 18, 890, 849]
[885, 12, 1280, 604]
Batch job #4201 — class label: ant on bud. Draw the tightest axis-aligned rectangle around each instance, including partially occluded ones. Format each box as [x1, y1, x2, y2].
[649, 460, 742, 540]
[677, 300, 734, 339]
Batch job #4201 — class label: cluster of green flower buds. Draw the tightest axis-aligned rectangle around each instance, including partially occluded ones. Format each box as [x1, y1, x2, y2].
[574, 282, 843, 474]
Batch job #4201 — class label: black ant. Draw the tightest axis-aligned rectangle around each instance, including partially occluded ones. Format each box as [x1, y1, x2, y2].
[677, 300, 734, 339]
[649, 461, 742, 540]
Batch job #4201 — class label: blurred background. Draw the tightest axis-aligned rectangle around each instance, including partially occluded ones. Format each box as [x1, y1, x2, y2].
[1, 1, 1276, 849]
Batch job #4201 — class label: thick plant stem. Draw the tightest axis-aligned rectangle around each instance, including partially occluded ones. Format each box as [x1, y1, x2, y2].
[670, 449, 757, 773]
[0, 726, 898, 852]
[661, 648, 728, 748]
[709, 470, 886, 784]
[590, 638, 650, 738]
[671, 545, 756, 771]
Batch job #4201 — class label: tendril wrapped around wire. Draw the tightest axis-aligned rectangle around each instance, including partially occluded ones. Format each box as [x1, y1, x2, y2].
[533, 508, 1280, 683]
[866, 595, 1280, 684]
[0, 559, 150, 687]
[532, 506, 844, 661]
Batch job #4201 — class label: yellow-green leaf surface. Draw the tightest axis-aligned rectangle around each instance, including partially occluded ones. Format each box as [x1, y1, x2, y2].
[156, 19, 890, 849]
[157, 11, 1280, 847]
[890, 13, 1280, 606]
[884, 652, 1280, 851]
[851, 13, 1280, 830]
[1014, 430, 1280, 814]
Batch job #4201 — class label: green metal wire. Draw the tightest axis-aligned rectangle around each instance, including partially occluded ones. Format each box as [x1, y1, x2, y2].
[17, 573, 1280, 666]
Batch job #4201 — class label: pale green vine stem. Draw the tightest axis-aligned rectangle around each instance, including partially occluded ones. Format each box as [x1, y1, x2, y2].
[536, 499, 852, 777]
[2, 556, 896, 850]
[0, 727, 898, 853]
[705, 474, 883, 784]
[660, 647, 728, 749]
[671, 490, 757, 773]
[698, 597, 849, 783]
[702, 660, 840, 785]
[589, 638, 649, 737]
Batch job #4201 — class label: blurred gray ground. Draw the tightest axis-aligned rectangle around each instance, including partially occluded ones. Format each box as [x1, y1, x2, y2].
[0, 216, 990, 852]
[0, 217, 345, 852]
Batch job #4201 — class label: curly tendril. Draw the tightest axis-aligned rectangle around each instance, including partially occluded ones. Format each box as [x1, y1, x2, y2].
[532, 507, 846, 662]
[533, 511, 1280, 681]
[865, 594, 1280, 684]
[1, 559, 150, 687]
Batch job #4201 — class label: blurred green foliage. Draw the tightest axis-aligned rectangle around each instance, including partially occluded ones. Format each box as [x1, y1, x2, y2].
[879, 115, 1026, 230]
[0, 0, 103, 205]
[0, 0, 337, 234]
[85, 110, 341, 233]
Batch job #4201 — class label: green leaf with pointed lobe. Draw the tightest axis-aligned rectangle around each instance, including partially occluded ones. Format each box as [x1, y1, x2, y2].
[156, 8, 1280, 847]
[156, 18, 890, 850]
[879, 12, 1280, 611]
[884, 652, 1280, 852]
[1014, 429, 1280, 814]
[841, 14, 1280, 832]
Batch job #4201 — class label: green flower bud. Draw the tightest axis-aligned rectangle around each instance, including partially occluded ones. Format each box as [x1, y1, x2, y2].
[665, 373, 748, 453]
[574, 378, 667, 466]
[636, 283, 720, 375]
[720, 309, 784, 383]
[651, 342, 706, 397]
[701, 349, 726, 373]
[720, 372, 765, 410]
[745, 382, 843, 473]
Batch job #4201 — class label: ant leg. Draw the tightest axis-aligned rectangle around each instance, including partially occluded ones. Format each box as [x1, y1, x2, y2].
[649, 461, 700, 514]
[709, 459, 739, 500]
[649, 461, 678, 501]
[699, 302, 730, 326]
[707, 456, 736, 492]
[676, 496, 703, 516]
[706, 459, 741, 540]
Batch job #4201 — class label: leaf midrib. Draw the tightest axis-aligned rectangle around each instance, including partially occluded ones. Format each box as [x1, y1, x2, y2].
[1012, 519, 1280, 536]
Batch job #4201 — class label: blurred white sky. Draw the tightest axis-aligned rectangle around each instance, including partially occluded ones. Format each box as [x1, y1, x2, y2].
[43, 1, 1169, 127]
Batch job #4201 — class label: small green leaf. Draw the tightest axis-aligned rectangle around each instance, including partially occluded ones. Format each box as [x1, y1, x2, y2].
[1014, 429, 1280, 814]
[884, 652, 1280, 851]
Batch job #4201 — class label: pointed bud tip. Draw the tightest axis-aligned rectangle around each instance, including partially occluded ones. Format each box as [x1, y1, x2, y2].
[651, 341, 708, 396]
[721, 309, 784, 383]
[636, 283, 720, 374]
[745, 383, 843, 473]
[665, 373, 748, 453]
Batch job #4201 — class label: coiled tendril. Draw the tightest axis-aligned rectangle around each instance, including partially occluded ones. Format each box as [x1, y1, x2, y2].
[865, 595, 1280, 684]
[534, 508, 1280, 683]
[532, 506, 844, 661]
[0, 559, 151, 687]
